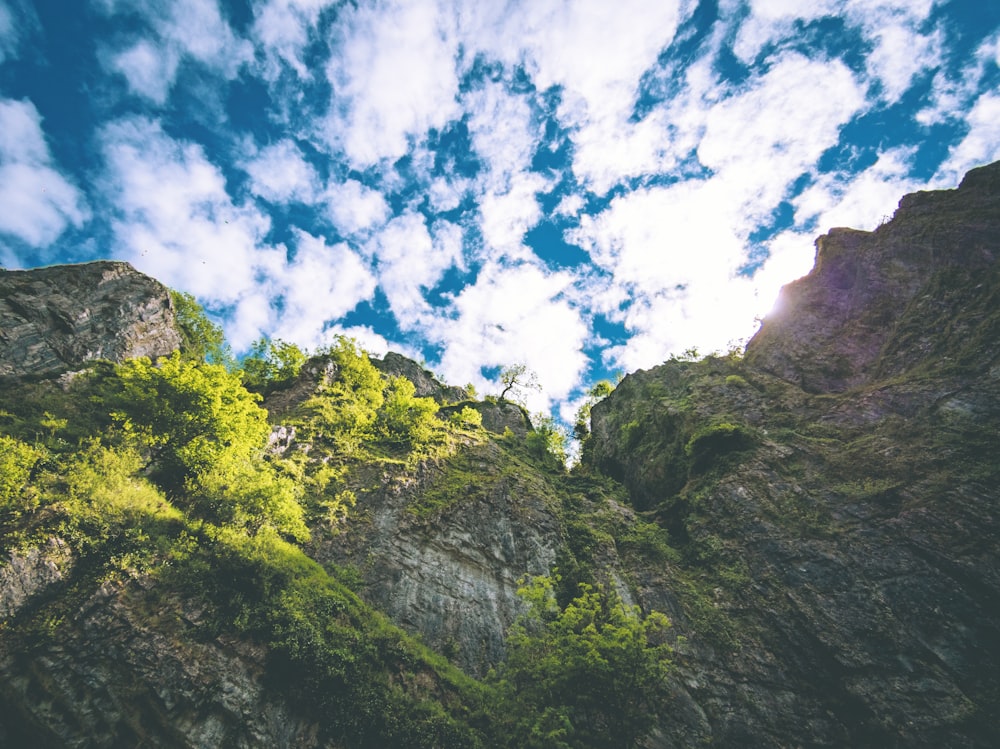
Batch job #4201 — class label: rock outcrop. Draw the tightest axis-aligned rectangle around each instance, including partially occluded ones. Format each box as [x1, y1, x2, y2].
[587, 161, 1000, 747]
[745, 161, 1000, 392]
[0, 261, 182, 380]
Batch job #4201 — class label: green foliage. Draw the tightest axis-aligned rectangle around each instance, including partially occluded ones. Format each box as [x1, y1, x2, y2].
[449, 405, 483, 428]
[241, 336, 307, 392]
[298, 337, 385, 454]
[377, 375, 440, 446]
[573, 380, 615, 441]
[684, 421, 755, 473]
[58, 440, 183, 562]
[0, 435, 44, 521]
[526, 413, 568, 468]
[113, 352, 270, 492]
[110, 353, 307, 540]
[170, 290, 233, 367]
[490, 575, 672, 749]
[169, 524, 486, 748]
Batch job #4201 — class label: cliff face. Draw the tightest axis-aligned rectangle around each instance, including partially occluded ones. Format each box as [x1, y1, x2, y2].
[588, 161, 1000, 746]
[1, 163, 999, 748]
[0, 261, 182, 380]
[744, 162, 1000, 392]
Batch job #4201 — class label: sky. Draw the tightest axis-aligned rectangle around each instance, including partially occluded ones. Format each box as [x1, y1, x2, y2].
[1, 0, 999, 423]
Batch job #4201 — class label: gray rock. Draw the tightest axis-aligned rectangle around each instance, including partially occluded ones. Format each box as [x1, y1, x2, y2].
[0, 261, 182, 379]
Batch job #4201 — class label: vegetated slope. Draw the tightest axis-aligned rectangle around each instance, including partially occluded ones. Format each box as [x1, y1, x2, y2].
[0, 161, 998, 749]
[586, 161, 1000, 747]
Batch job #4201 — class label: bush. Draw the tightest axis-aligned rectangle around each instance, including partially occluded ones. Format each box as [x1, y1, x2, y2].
[377, 376, 439, 446]
[0, 435, 44, 521]
[490, 575, 672, 749]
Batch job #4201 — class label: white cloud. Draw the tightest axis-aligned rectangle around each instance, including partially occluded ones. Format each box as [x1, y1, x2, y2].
[242, 139, 320, 204]
[0, 1, 21, 64]
[733, 0, 939, 104]
[794, 146, 921, 231]
[698, 53, 866, 210]
[109, 40, 179, 105]
[468, 0, 685, 122]
[464, 78, 540, 188]
[0, 98, 89, 247]
[252, 0, 332, 78]
[934, 92, 1000, 185]
[102, 0, 252, 103]
[325, 0, 460, 166]
[432, 260, 589, 408]
[270, 230, 377, 347]
[553, 193, 584, 218]
[324, 179, 390, 235]
[478, 174, 549, 261]
[99, 116, 281, 348]
[365, 212, 462, 328]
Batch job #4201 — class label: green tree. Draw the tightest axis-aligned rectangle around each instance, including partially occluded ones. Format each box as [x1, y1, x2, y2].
[111, 353, 308, 540]
[526, 413, 568, 467]
[170, 290, 233, 367]
[114, 352, 270, 493]
[573, 380, 614, 441]
[299, 337, 385, 453]
[0, 435, 44, 521]
[241, 336, 307, 391]
[376, 375, 439, 446]
[497, 363, 540, 405]
[492, 575, 672, 749]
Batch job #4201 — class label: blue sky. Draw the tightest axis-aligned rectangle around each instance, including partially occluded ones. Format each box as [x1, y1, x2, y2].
[2, 0, 999, 421]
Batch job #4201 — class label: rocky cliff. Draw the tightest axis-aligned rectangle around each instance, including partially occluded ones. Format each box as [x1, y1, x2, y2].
[0, 261, 182, 380]
[588, 160, 1000, 747]
[1, 163, 999, 748]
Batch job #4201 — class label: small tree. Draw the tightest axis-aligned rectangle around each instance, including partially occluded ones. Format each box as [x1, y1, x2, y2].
[497, 364, 540, 405]
[170, 290, 233, 367]
[241, 336, 307, 391]
[573, 380, 614, 441]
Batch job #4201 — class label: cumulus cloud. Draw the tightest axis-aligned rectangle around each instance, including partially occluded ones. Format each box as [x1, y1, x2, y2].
[99, 116, 280, 347]
[698, 53, 866, 211]
[325, 0, 460, 166]
[935, 92, 1000, 185]
[0, 98, 89, 248]
[733, 0, 939, 103]
[794, 146, 921, 231]
[270, 230, 377, 347]
[432, 260, 589, 408]
[242, 139, 321, 204]
[364, 212, 463, 328]
[324, 179, 390, 236]
[101, 0, 252, 103]
[252, 0, 331, 79]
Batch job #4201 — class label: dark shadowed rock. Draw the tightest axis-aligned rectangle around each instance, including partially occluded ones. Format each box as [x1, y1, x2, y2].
[745, 160, 1000, 393]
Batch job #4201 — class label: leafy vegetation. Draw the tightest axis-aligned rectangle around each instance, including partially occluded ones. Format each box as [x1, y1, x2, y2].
[489, 575, 672, 749]
[0, 309, 682, 748]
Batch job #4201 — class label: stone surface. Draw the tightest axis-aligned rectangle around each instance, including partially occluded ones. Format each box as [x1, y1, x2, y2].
[371, 351, 471, 404]
[0, 261, 183, 379]
[314, 440, 562, 677]
[0, 574, 322, 748]
[745, 160, 1000, 393]
[586, 163, 1000, 747]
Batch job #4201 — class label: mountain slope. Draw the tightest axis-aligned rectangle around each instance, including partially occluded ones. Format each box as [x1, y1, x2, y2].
[1, 162, 999, 747]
